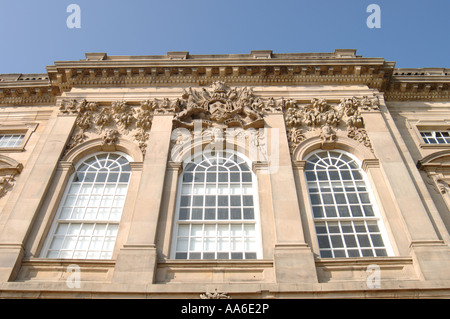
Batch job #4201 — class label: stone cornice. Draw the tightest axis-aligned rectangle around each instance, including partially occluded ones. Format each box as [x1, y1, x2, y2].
[1, 50, 450, 105]
[44, 50, 394, 94]
[385, 68, 450, 101]
[0, 74, 55, 106]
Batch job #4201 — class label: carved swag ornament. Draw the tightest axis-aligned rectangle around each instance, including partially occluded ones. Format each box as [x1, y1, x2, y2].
[284, 96, 379, 153]
[59, 85, 379, 159]
[60, 98, 177, 157]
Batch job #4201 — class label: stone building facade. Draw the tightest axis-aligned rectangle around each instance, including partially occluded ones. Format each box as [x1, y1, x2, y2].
[0, 50, 449, 298]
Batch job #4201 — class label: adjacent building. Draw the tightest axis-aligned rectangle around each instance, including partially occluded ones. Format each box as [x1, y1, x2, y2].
[0, 50, 449, 298]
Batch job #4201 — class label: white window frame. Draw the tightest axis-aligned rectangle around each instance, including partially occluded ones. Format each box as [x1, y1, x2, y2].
[305, 150, 393, 258]
[0, 133, 25, 148]
[0, 123, 38, 152]
[41, 151, 132, 260]
[419, 130, 450, 145]
[170, 150, 262, 260]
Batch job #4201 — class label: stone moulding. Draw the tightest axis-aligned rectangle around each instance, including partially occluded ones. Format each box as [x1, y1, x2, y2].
[2, 51, 450, 107]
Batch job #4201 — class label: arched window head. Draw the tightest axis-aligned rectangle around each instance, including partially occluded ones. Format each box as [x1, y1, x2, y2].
[171, 151, 261, 260]
[42, 152, 132, 259]
[305, 150, 392, 258]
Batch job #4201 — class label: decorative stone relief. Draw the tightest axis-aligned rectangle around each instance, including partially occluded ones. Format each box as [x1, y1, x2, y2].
[0, 157, 23, 199]
[173, 81, 277, 130]
[283, 96, 377, 153]
[60, 99, 153, 158]
[359, 95, 380, 111]
[58, 99, 79, 114]
[170, 126, 268, 162]
[347, 127, 373, 150]
[102, 129, 119, 146]
[287, 127, 306, 151]
[112, 101, 135, 131]
[0, 175, 14, 199]
[95, 107, 114, 131]
[320, 124, 337, 149]
[200, 289, 231, 299]
[436, 179, 449, 194]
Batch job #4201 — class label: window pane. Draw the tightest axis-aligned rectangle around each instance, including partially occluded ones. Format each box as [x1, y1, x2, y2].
[306, 151, 390, 259]
[173, 152, 260, 260]
[44, 153, 130, 260]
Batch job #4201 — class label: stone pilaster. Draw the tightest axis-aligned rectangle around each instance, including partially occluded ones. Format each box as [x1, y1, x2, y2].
[363, 103, 450, 280]
[264, 113, 317, 283]
[112, 114, 174, 284]
[0, 113, 77, 282]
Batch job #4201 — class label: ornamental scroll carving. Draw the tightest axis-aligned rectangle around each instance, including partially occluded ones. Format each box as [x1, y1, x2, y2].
[284, 96, 379, 153]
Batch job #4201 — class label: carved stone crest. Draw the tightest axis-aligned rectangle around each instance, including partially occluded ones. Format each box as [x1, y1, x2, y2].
[173, 81, 264, 129]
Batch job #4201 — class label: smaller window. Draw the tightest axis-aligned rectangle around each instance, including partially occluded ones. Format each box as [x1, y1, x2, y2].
[0, 123, 37, 152]
[420, 131, 450, 145]
[0, 134, 25, 148]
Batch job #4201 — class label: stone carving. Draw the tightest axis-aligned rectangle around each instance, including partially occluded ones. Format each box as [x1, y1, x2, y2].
[200, 289, 231, 299]
[95, 107, 114, 130]
[347, 127, 373, 152]
[67, 131, 87, 150]
[360, 95, 380, 111]
[102, 129, 119, 146]
[0, 175, 14, 199]
[61, 99, 152, 157]
[340, 97, 364, 129]
[287, 127, 306, 150]
[283, 96, 378, 153]
[59, 91, 379, 159]
[0, 158, 23, 199]
[173, 81, 264, 129]
[436, 179, 450, 194]
[265, 97, 283, 113]
[58, 99, 79, 114]
[135, 105, 153, 131]
[112, 101, 135, 130]
[171, 126, 268, 162]
[320, 124, 336, 148]
[154, 97, 179, 114]
[134, 131, 150, 157]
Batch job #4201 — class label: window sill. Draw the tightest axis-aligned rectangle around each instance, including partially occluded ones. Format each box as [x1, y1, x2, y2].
[156, 259, 274, 283]
[419, 144, 450, 149]
[17, 258, 116, 282]
[315, 255, 413, 266]
[314, 256, 416, 282]
[158, 259, 273, 267]
[0, 146, 25, 152]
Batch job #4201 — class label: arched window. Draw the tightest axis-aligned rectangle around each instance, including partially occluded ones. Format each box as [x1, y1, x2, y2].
[42, 152, 131, 259]
[171, 151, 261, 260]
[305, 150, 391, 258]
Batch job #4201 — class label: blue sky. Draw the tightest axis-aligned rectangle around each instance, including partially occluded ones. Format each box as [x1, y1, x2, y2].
[0, 0, 449, 74]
